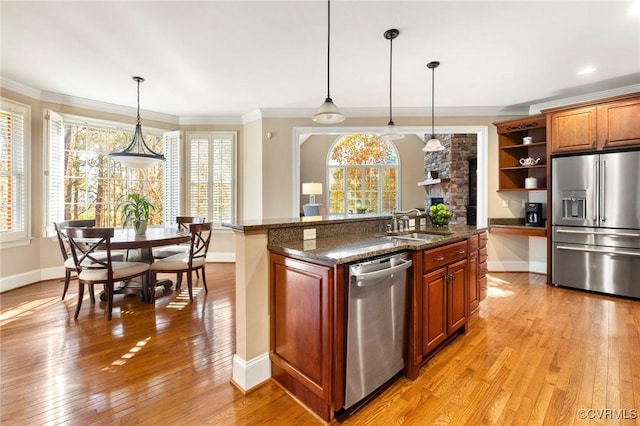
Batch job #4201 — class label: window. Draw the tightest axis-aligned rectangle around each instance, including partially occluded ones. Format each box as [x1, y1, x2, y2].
[0, 98, 29, 244]
[44, 111, 179, 235]
[328, 134, 399, 214]
[185, 132, 236, 226]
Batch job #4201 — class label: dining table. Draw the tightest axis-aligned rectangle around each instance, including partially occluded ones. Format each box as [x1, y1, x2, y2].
[105, 227, 191, 302]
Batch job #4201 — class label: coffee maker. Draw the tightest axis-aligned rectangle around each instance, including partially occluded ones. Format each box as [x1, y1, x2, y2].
[525, 202, 544, 227]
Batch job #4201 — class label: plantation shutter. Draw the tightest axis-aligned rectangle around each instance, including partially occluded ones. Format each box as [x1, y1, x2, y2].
[0, 100, 27, 241]
[163, 130, 181, 226]
[211, 133, 235, 224]
[45, 110, 64, 236]
[186, 131, 236, 226]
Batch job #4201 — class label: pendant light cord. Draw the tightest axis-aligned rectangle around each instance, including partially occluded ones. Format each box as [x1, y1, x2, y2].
[136, 78, 142, 126]
[431, 64, 435, 137]
[388, 34, 394, 124]
[326, 0, 331, 100]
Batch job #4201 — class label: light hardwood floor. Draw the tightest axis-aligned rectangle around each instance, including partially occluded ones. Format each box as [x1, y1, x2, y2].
[1, 265, 639, 425]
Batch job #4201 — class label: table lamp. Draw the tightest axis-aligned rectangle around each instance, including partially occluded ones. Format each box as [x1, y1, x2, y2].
[302, 182, 323, 216]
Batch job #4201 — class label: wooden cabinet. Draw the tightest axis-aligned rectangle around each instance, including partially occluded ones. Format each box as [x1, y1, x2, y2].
[420, 241, 468, 356]
[478, 231, 488, 301]
[494, 114, 547, 191]
[545, 93, 640, 154]
[597, 96, 640, 149]
[269, 253, 344, 421]
[468, 234, 479, 313]
[468, 231, 488, 314]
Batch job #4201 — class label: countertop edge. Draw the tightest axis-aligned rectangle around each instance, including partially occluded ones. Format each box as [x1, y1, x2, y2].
[268, 227, 487, 264]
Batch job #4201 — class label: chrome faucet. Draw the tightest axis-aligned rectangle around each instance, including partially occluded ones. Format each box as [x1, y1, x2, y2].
[389, 209, 423, 233]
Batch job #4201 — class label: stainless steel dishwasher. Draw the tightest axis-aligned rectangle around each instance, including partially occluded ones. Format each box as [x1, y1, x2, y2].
[344, 252, 412, 409]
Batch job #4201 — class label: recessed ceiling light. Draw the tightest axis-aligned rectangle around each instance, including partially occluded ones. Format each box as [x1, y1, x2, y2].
[578, 67, 596, 75]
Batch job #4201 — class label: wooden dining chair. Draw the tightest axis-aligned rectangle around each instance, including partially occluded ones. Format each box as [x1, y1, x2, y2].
[66, 227, 150, 320]
[152, 216, 206, 259]
[54, 220, 97, 301]
[150, 222, 213, 303]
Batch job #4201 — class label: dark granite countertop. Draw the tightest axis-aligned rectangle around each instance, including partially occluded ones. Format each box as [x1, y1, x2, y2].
[268, 224, 487, 264]
[222, 213, 392, 232]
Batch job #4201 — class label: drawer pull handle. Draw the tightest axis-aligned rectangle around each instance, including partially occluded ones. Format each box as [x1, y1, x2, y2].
[455, 250, 466, 254]
[434, 256, 445, 261]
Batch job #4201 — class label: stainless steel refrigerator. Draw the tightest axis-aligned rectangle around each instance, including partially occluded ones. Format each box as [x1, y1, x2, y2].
[551, 150, 640, 299]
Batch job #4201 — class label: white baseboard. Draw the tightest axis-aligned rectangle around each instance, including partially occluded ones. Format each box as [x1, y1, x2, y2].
[529, 260, 547, 274]
[232, 353, 271, 391]
[488, 260, 547, 274]
[487, 260, 530, 272]
[207, 252, 236, 263]
[0, 270, 43, 293]
[1, 255, 236, 293]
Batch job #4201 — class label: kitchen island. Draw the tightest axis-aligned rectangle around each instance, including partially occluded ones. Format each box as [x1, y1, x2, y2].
[223, 214, 487, 421]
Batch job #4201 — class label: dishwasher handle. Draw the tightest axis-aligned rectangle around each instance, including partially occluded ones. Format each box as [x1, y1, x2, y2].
[352, 258, 412, 285]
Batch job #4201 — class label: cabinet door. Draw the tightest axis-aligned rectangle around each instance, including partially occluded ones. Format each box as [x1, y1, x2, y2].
[550, 106, 597, 153]
[447, 259, 467, 333]
[468, 252, 479, 314]
[597, 98, 640, 149]
[422, 267, 447, 355]
[270, 254, 333, 403]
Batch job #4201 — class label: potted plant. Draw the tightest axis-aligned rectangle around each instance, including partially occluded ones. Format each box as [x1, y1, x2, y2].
[119, 193, 154, 235]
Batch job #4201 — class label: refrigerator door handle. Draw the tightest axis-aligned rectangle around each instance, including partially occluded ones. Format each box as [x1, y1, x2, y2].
[557, 229, 640, 238]
[601, 159, 607, 222]
[593, 159, 599, 221]
[556, 245, 640, 257]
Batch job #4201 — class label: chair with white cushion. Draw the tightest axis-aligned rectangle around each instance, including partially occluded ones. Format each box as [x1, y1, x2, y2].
[54, 220, 98, 301]
[54, 220, 124, 301]
[152, 216, 206, 259]
[66, 227, 150, 320]
[150, 222, 212, 303]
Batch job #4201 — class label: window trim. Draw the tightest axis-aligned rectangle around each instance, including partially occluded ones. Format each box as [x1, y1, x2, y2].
[326, 134, 400, 214]
[43, 111, 177, 236]
[0, 97, 30, 246]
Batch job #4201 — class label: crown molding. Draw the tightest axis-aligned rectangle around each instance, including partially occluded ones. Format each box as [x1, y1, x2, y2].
[257, 105, 530, 120]
[5, 76, 636, 126]
[179, 116, 243, 126]
[528, 84, 640, 114]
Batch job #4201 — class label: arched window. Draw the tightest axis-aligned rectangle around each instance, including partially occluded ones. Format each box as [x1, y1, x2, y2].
[328, 134, 399, 214]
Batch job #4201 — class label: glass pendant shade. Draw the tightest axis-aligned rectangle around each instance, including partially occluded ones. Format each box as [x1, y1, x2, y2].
[422, 61, 444, 152]
[380, 121, 404, 141]
[422, 137, 445, 152]
[313, 97, 345, 124]
[109, 76, 165, 169]
[313, 0, 345, 124]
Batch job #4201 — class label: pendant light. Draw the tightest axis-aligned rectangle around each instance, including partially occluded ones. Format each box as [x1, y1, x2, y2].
[313, 0, 345, 124]
[380, 29, 404, 141]
[422, 61, 445, 152]
[109, 76, 166, 168]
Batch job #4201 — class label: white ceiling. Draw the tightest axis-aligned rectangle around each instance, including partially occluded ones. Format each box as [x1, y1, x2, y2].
[2, 1, 639, 121]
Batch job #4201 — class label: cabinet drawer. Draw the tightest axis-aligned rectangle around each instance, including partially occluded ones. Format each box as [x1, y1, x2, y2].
[478, 247, 488, 264]
[468, 234, 479, 252]
[479, 261, 487, 277]
[478, 232, 487, 249]
[423, 241, 467, 272]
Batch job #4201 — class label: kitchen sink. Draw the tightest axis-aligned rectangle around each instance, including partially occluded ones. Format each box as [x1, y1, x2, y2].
[384, 232, 447, 243]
